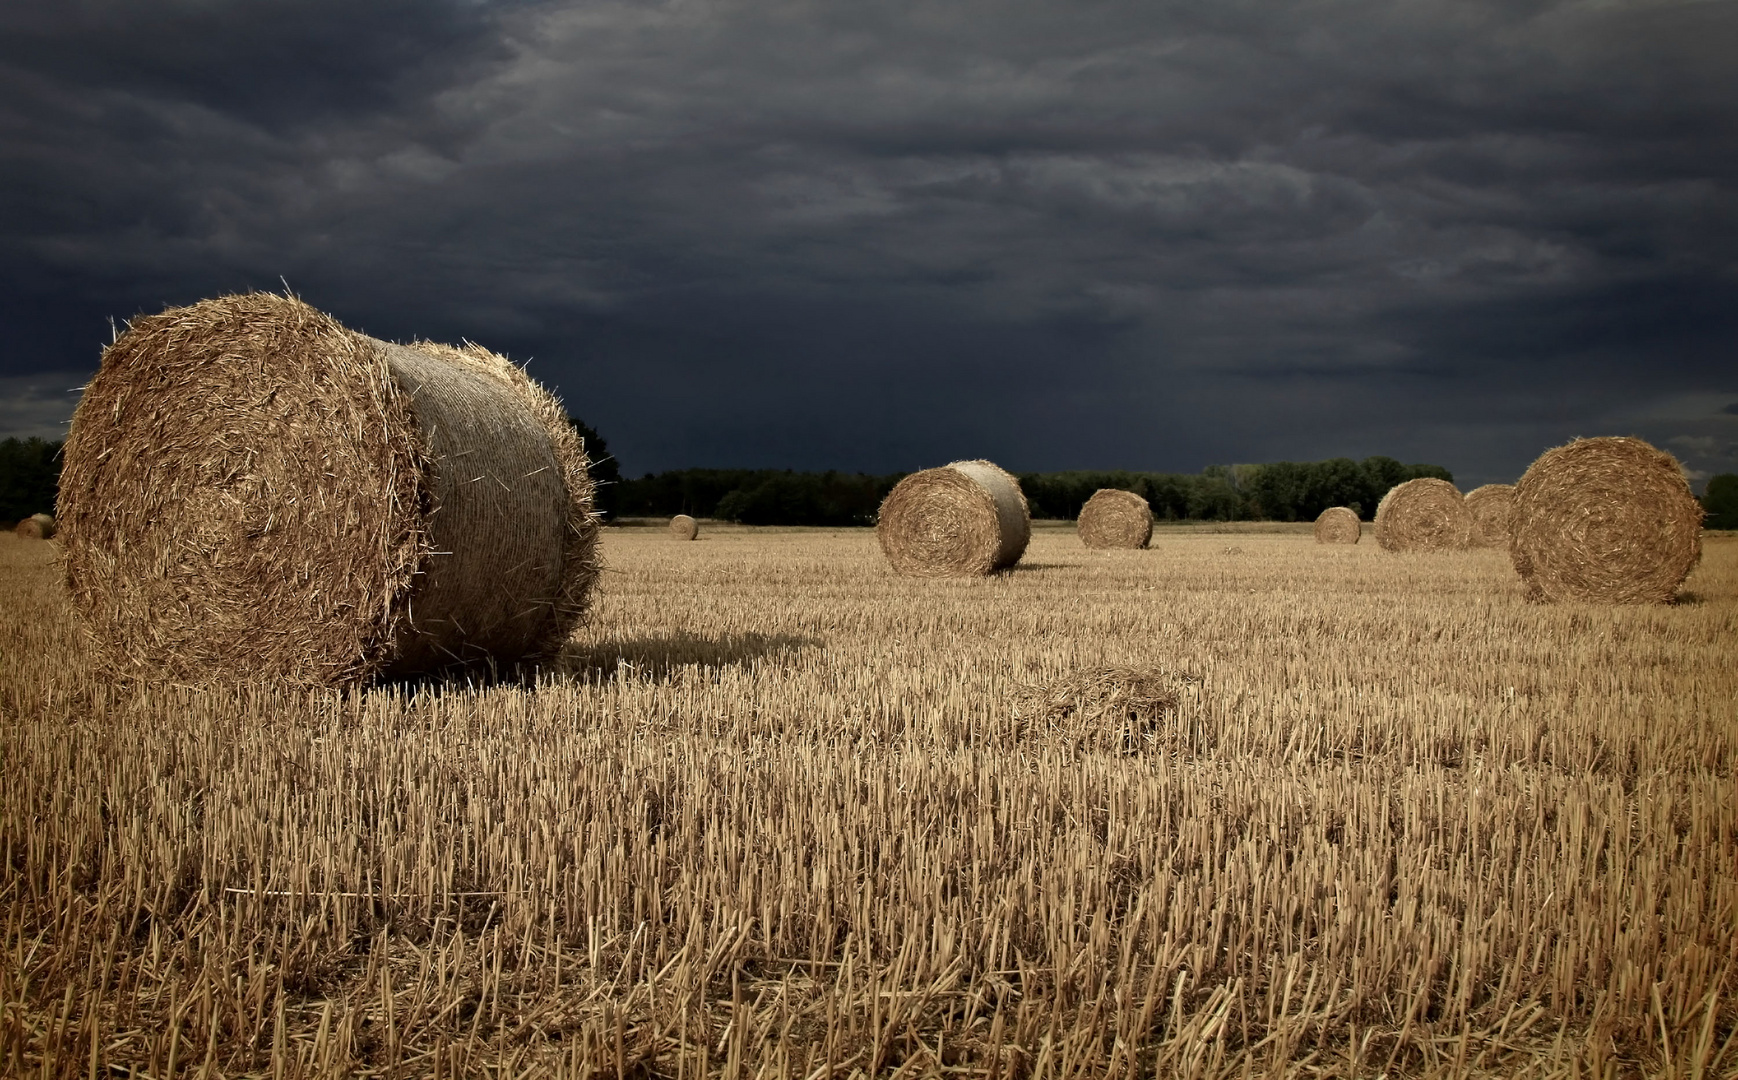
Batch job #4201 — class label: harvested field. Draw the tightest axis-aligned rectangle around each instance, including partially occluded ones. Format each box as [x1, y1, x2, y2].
[2, 526, 1734, 1078]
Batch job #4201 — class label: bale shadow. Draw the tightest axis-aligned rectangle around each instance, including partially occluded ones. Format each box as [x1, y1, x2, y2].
[559, 631, 824, 682]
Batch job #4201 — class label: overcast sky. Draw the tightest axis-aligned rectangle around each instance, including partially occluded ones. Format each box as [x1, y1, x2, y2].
[2, 0, 1734, 486]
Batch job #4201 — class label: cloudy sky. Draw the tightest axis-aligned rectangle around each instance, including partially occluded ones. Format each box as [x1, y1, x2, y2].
[2, 0, 1734, 486]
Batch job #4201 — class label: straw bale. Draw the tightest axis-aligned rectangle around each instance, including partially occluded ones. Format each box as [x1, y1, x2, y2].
[57, 292, 600, 687]
[14, 513, 55, 540]
[1013, 666, 1203, 755]
[1374, 478, 1471, 552]
[876, 459, 1030, 576]
[1509, 436, 1702, 604]
[1464, 483, 1516, 548]
[670, 514, 699, 541]
[1313, 506, 1361, 545]
[1077, 488, 1152, 549]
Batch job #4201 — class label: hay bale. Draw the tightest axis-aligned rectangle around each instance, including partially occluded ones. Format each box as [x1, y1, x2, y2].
[1374, 478, 1471, 551]
[1013, 666, 1203, 755]
[670, 514, 699, 541]
[876, 459, 1030, 576]
[57, 292, 600, 687]
[14, 513, 56, 540]
[1312, 506, 1361, 545]
[1076, 489, 1152, 549]
[1509, 436, 1702, 604]
[1464, 483, 1516, 547]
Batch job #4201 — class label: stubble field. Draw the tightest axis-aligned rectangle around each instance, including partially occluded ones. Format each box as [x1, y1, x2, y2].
[1, 523, 1734, 1078]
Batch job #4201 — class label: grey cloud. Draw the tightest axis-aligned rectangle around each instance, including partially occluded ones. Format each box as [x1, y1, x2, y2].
[1, 0, 1733, 479]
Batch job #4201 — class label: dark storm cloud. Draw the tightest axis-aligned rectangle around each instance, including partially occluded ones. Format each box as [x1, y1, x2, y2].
[2, 0, 1734, 483]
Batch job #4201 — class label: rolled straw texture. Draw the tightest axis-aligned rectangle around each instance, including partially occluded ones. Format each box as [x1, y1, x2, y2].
[670, 514, 699, 541]
[1374, 478, 1471, 552]
[1313, 506, 1361, 545]
[14, 513, 55, 540]
[57, 292, 600, 687]
[1464, 484, 1516, 548]
[1509, 436, 1702, 604]
[1077, 489, 1152, 549]
[877, 459, 1030, 576]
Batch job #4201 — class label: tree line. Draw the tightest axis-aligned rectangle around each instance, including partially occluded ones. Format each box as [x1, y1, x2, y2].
[7, 429, 1737, 530]
[614, 456, 1459, 525]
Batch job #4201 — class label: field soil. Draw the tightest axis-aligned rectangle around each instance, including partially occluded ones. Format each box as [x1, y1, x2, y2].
[2, 527, 1734, 1077]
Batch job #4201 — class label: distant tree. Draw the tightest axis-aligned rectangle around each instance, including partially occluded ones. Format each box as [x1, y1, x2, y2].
[0, 437, 62, 524]
[567, 417, 621, 519]
[1704, 473, 1738, 529]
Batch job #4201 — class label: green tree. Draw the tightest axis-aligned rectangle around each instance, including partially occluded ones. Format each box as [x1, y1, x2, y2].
[1704, 473, 1738, 530]
[0, 437, 62, 524]
[567, 417, 622, 520]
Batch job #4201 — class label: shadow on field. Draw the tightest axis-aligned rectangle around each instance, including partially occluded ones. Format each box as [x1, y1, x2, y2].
[559, 631, 824, 682]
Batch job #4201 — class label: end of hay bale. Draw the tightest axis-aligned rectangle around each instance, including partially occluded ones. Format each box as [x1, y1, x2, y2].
[1509, 436, 1702, 604]
[877, 458, 1030, 576]
[1077, 489, 1152, 549]
[1312, 506, 1361, 545]
[1374, 478, 1471, 552]
[14, 513, 56, 540]
[1464, 484, 1516, 548]
[670, 514, 699, 540]
[58, 292, 599, 687]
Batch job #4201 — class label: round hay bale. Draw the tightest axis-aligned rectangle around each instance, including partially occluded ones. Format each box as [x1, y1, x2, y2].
[1077, 488, 1152, 549]
[1464, 483, 1516, 548]
[670, 514, 699, 541]
[1312, 506, 1361, 545]
[1509, 436, 1702, 604]
[14, 513, 56, 540]
[1374, 478, 1471, 552]
[877, 459, 1030, 576]
[57, 292, 600, 687]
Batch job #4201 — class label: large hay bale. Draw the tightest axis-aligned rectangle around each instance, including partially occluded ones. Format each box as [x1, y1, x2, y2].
[1509, 436, 1702, 604]
[1312, 506, 1360, 545]
[1374, 478, 1471, 552]
[670, 514, 699, 541]
[14, 513, 56, 540]
[1464, 483, 1516, 548]
[1077, 488, 1152, 549]
[57, 292, 600, 687]
[877, 459, 1030, 576]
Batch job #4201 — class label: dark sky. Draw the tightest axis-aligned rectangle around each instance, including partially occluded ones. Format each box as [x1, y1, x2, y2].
[3, 0, 1735, 486]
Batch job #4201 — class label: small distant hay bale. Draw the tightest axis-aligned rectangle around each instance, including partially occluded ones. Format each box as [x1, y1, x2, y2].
[57, 292, 600, 687]
[1013, 666, 1203, 755]
[877, 459, 1030, 576]
[1464, 484, 1516, 547]
[14, 513, 56, 540]
[669, 514, 699, 541]
[1374, 478, 1471, 552]
[1509, 436, 1702, 604]
[1077, 489, 1152, 549]
[1313, 506, 1361, 545]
